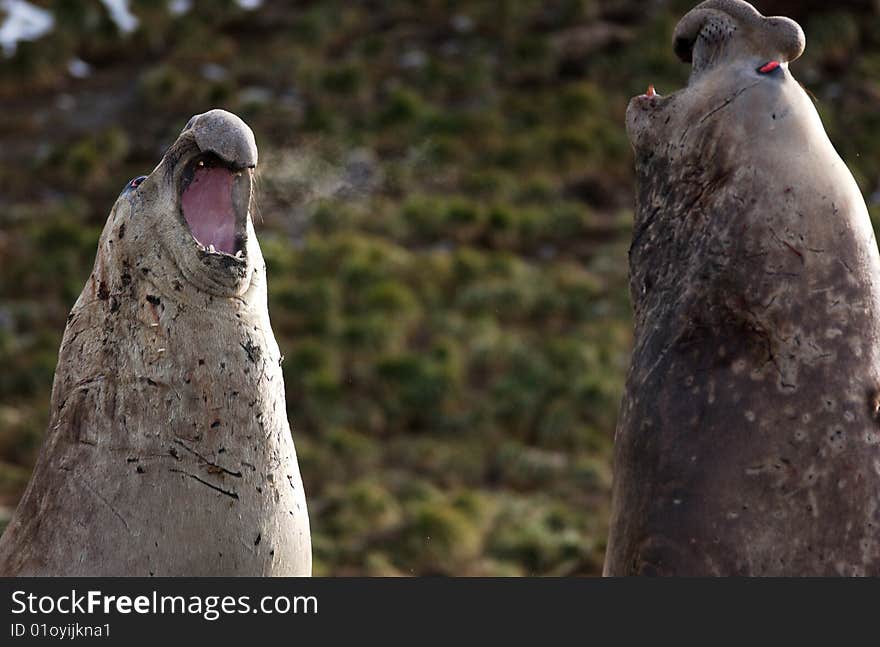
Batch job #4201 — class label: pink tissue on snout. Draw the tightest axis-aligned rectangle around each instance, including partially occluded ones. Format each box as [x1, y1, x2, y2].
[181, 166, 238, 254]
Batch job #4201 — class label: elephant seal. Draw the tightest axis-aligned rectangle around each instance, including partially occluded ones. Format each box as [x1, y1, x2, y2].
[0, 109, 312, 576]
[605, 0, 880, 576]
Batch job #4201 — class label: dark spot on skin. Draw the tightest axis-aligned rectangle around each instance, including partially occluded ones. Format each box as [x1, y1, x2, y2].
[97, 281, 110, 300]
[146, 294, 161, 306]
[254, 533, 261, 546]
[198, 359, 205, 366]
[240, 339, 261, 364]
[117, 223, 126, 239]
[173, 280, 183, 291]
[141, 268, 150, 275]
[136, 465, 145, 474]
[211, 420, 221, 428]
[121, 273, 132, 287]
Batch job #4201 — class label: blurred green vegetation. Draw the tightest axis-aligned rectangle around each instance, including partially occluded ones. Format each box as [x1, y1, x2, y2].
[2, 0, 880, 574]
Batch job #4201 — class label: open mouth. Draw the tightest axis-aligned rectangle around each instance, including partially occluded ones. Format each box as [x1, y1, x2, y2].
[179, 153, 250, 260]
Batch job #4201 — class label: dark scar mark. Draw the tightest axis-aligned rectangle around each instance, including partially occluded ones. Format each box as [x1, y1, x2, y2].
[698, 81, 761, 125]
[170, 468, 239, 500]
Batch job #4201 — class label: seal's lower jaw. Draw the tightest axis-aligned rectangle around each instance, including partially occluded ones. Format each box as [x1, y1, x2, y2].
[180, 153, 250, 263]
[626, 86, 672, 152]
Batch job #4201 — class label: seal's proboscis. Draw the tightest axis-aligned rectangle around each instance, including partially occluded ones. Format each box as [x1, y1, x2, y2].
[606, 0, 880, 576]
[0, 110, 312, 576]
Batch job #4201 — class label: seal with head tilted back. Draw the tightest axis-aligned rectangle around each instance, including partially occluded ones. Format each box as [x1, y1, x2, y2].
[0, 109, 312, 576]
[605, 0, 880, 576]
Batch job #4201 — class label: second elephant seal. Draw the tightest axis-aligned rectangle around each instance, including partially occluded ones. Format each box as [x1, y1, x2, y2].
[605, 0, 880, 576]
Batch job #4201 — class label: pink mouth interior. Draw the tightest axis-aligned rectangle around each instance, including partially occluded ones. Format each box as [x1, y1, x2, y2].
[181, 166, 238, 254]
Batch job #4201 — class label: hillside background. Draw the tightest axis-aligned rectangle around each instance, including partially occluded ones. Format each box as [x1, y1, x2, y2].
[1, 0, 879, 576]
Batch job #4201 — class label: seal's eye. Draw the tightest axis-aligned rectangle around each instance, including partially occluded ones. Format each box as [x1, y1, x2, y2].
[121, 175, 147, 197]
[757, 60, 781, 74]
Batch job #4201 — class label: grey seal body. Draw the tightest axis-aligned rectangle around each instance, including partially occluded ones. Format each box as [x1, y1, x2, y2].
[0, 110, 312, 576]
[605, 1, 880, 576]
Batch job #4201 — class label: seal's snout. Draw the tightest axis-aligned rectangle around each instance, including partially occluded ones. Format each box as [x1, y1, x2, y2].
[185, 109, 258, 170]
[673, 0, 804, 77]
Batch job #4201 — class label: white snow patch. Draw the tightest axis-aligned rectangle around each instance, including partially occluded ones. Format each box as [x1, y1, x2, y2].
[0, 0, 54, 56]
[168, 0, 192, 16]
[99, 0, 138, 34]
[67, 57, 91, 78]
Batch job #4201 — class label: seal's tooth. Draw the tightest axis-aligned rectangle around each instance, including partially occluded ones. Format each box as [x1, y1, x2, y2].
[646, 84, 657, 97]
[208, 244, 216, 253]
[235, 250, 243, 258]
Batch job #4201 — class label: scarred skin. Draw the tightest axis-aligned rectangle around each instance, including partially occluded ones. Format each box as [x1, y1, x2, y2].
[0, 110, 312, 576]
[605, 0, 880, 576]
